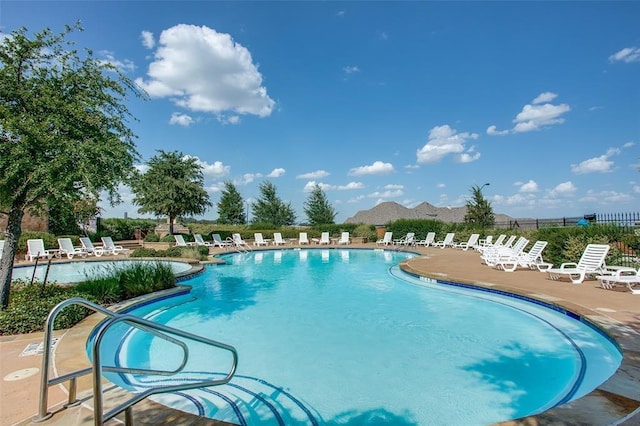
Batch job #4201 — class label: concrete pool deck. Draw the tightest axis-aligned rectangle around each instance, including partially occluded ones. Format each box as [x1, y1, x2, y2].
[1, 243, 639, 425]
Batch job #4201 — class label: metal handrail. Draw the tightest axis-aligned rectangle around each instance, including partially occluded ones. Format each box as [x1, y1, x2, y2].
[34, 297, 238, 425]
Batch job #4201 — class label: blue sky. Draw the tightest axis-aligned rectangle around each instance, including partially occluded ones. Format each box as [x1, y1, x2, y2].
[2, 1, 639, 223]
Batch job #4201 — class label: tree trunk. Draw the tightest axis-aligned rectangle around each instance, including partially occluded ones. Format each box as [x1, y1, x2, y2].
[168, 215, 175, 235]
[0, 207, 24, 309]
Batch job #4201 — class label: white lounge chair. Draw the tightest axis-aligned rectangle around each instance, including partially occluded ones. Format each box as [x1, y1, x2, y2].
[212, 233, 231, 248]
[338, 232, 350, 245]
[101, 236, 129, 255]
[57, 238, 87, 259]
[597, 268, 640, 294]
[273, 232, 286, 246]
[318, 232, 331, 245]
[376, 232, 393, 246]
[394, 233, 415, 246]
[483, 237, 530, 268]
[26, 239, 53, 261]
[433, 233, 455, 249]
[546, 244, 611, 284]
[174, 235, 195, 247]
[298, 232, 310, 245]
[416, 232, 436, 247]
[476, 234, 506, 254]
[232, 233, 251, 249]
[194, 234, 212, 247]
[0, 240, 4, 259]
[493, 240, 548, 272]
[80, 237, 104, 257]
[253, 233, 269, 246]
[454, 234, 480, 251]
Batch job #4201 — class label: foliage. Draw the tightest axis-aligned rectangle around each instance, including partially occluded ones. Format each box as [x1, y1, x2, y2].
[251, 181, 296, 226]
[130, 150, 211, 235]
[47, 199, 82, 236]
[0, 22, 143, 309]
[386, 219, 445, 240]
[217, 181, 246, 225]
[351, 224, 377, 242]
[303, 184, 337, 225]
[464, 185, 495, 228]
[0, 281, 95, 335]
[99, 218, 157, 241]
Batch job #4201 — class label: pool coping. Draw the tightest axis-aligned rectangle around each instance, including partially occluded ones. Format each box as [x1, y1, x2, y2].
[4, 246, 639, 425]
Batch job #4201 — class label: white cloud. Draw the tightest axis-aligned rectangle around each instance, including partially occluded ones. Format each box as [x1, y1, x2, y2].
[488, 93, 571, 135]
[297, 170, 330, 179]
[185, 156, 231, 179]
[141, 30, 155, 49]
[384, 184, 404, 190]
[235, 173, 263, 185]
[622, 141, 635, 149]
[519, 180, 539, 193]
[571, 147, 619, 174]
[135, 24, 275, 120]
[486, 125, 508, 136]
[217, 115, 241, 125]
[348, 161, 394, 176]
[457, 147, 480, 163]
[343, 65, 360, 74]
[549, 181, 576, 197]
[437, 183, 446, 188]
[581, 190, 633, 203]
[416, 125, 479, 164]
[303, 181, 364, 192]
[532, 92, 557, 104]
[368, 189, 403, 198]
[267, 168, 286, 178]
[169, 112, 194, 126]
[609, 47, 640, 63]
[98, 51, 135, 73]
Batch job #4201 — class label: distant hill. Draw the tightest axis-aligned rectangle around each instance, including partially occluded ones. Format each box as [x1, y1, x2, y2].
[344, 201, 514, 225]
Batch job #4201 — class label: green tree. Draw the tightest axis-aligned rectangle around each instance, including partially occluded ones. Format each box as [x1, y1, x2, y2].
[131, 151, 211, 234]
[303, 184, 337, 225]
[252, 181, 296, 226]
[0, 23, 143, 309]
[217, 181, 246, 225]
[464, 184, 495, 228]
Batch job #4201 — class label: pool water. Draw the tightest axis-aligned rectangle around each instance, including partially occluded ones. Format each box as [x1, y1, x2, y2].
[96, 249, 621, 425]
[11, 260, 193, 283]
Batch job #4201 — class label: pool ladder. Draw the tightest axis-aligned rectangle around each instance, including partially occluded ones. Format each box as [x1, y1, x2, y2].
[33, 297, 238, 426]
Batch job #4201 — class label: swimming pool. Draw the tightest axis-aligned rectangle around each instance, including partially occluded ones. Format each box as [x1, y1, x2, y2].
[11, 259, 193, 283]
[95, 249, 621, 425]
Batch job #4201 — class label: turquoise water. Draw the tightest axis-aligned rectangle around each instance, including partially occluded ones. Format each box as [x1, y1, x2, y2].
[11, 260, 192, 283]
[96, 249, 621, 425]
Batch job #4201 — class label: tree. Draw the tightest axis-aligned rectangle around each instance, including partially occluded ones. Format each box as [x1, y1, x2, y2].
[0, 23, 143, 309]
[252, 181, 296, 226]
[131, 151, 211, 234]
[464, 184, 495, 228]
[217, 181, 246, 225]
[304, 184, 337, 225]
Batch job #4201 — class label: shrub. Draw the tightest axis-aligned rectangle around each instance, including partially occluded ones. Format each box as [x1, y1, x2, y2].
[99, 218, 157, 241]
[0, 281, 95, 335]
[17, 231, 58, 251]
[130, 247, 162, 257]
[351, 224, 377, 242]
[75, 276, 121, 305]
[143, 232, 160, 242]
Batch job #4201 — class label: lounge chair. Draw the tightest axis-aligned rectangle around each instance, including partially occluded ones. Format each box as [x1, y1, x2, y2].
[416, 232, 436, 247]
[298, 232, 310, 245]
[433, 233, 455, 249]
[0, 240, 4, 259]
[273, 232, 286, 246]
[101, 236, 129, 255]
[597, 268, 640, 294]
[253, 233, 269, 246]
[476, 234, 506, 254]
[194, 234, 213, 247]
[26, 239, 53, 261]
[338, 232, 350, 245]
[376, 232, 393, 246]
[483, 237, 529, 268]
[232, 233, 251, 249]
[546, 244, 611, 284]
[212, 233, 231, 248]
[79, 237, 104, 257]
[57, 238, 87, 259]
[493, 240, 548, 272]
[318, 232, 331, 245]
[454, 234, 480, 251]
[394, 232, 415, 247]
[174, 235, 195, 247]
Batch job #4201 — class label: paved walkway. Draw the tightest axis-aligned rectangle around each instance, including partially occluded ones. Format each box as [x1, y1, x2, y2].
[1, 243, 639, 425]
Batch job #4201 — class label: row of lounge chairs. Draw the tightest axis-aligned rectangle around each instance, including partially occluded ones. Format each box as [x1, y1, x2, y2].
[177, 232, 354, 250]
[24, 236, 129, 261]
